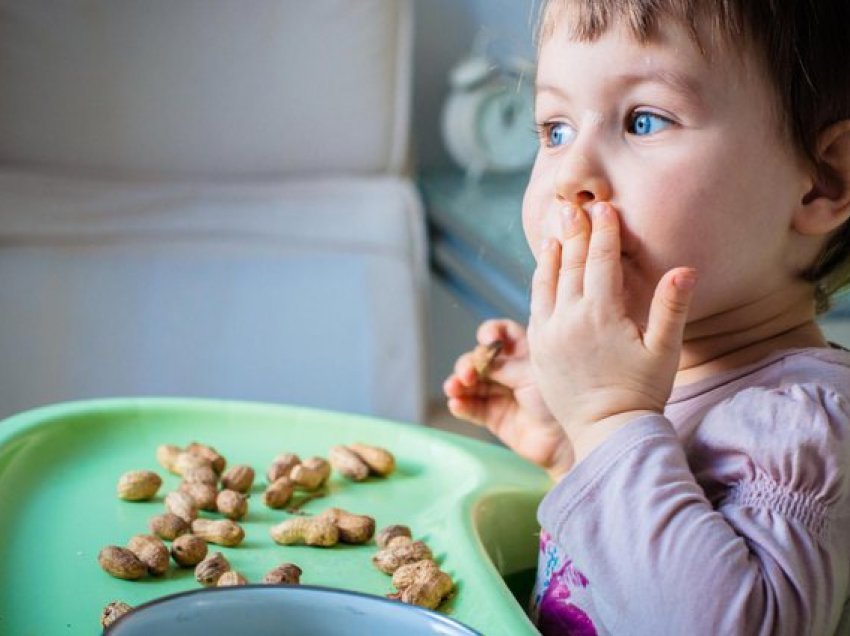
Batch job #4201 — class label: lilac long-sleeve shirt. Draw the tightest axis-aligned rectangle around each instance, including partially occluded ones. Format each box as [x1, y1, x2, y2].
[531, 346, 850, 635]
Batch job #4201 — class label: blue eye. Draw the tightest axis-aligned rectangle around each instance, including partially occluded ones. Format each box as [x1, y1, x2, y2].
[628, 112, 671, 136]
[538, 122, 575, 148]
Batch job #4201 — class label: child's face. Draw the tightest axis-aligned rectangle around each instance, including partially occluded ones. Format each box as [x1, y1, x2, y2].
[523, 16, 812, 326]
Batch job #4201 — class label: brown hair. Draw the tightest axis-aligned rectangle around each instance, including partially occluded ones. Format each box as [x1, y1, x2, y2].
[537, 0, 850, 312]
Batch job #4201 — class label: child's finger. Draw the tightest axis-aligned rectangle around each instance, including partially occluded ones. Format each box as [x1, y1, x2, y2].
[583, 202, 624, 302]
[556, 205, 590, 301]
[447, 397, 487, 427]
[643, 267, 697, 355]
[443, 375, 466, 399]
[444, 375, 510, 401]
[477, 319, 524, 350]
[444, 374, 481, 398]
[530, 238, 561, 319]
[453, 353, 478, 387]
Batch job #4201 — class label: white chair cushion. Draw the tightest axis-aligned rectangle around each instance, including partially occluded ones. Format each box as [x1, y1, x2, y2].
[0, 170, 427, 422]
[0, 0, 412, 178]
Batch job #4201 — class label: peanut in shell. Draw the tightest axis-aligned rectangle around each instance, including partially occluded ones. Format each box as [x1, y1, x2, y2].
[116, 470, 162, 501]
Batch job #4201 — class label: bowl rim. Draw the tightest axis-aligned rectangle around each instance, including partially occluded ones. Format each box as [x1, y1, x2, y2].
[104, 583, 483, 635]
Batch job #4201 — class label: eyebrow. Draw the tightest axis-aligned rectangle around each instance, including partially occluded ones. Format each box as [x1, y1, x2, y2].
[536, 69, 704, 108]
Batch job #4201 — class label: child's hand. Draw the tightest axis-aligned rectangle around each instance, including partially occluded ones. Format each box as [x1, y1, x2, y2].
[443, 319, 575, 479]
[528, 202, 697, 462]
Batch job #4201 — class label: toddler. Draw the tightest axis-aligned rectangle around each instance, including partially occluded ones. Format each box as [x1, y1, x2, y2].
[444, 1, 850, 634]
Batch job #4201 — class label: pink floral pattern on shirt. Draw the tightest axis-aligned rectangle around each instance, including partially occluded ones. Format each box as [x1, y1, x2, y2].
[531, 530, 598, 635]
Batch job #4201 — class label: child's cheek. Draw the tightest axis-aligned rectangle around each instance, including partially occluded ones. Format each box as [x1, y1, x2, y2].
[525, 208, 560, 262]
[540, 210, 561, 245]
[522, 177, 559, 261]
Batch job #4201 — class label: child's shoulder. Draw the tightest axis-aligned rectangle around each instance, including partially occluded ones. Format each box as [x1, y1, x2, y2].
[684, 346, 850, 508]
[738, 344, 850, 404]
[673, 344, 850, 406]
[695, 344, 850, 431]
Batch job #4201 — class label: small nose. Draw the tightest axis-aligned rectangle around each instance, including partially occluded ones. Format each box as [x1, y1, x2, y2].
[554, 151, 612, 207]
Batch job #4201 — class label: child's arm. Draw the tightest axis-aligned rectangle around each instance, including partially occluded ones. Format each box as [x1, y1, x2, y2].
[538, 387, 850, 635]
[443, 318, 574, 480]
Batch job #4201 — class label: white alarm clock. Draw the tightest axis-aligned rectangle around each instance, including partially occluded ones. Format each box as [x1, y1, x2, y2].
[440, 55, 538, 179]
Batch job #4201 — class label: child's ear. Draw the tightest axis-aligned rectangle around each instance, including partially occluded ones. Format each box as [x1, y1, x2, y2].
[796, 120, 850, 236]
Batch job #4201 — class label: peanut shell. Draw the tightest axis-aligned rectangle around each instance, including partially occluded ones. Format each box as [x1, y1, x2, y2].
[191, 518, 245, 547]
[329, 445, 369, 481]
[217, 570, 248, 586]
[165, 490, 198, 523]
[98, 545, 146, 580]
[263, 477, 295, 509]
[185, 441, 227, 474]
[171, 534, 208, 567]
[149, 512, 190, 541]
[263, 563, 302, 584]
[127, 534, 169, 576]
[221, 464, 254, 493]
[348, 444, 395, 477]
[116, 470, 162, 501]
[100, 601, 133, 628]
[195, 551, 230, 587]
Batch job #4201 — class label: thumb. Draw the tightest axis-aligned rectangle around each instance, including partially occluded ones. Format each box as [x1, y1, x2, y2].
[643, 267, 697, 355]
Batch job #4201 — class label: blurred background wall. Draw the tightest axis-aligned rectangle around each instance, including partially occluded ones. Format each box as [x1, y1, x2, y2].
[413, 0, 536, 171]
[412, 0, 536, 407]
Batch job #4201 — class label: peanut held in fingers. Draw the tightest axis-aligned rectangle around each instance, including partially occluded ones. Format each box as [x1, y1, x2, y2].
[472, 340, 503, 378]
[98, 546, 147, 580]
[116, 470, 162, 501]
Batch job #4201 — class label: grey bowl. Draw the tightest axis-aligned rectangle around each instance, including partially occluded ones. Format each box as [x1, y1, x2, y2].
[104, 585, 482, 635]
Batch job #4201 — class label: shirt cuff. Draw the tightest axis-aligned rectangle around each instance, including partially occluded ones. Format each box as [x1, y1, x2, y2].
[537, 413, 677, 536]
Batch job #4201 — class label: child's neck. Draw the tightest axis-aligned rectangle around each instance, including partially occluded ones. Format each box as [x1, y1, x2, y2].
[675, 283, 827, 387]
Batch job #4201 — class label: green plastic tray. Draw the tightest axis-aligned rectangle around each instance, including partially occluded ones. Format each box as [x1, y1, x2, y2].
[0, 397, 548, 635]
